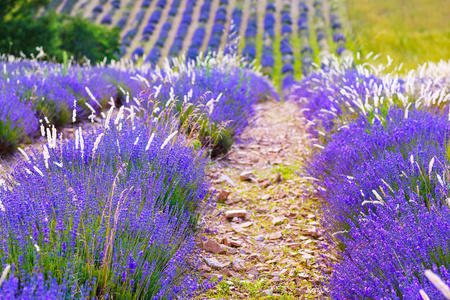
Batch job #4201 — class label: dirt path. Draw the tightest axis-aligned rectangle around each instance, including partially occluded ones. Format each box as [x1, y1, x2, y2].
[197, 100, 329, 299]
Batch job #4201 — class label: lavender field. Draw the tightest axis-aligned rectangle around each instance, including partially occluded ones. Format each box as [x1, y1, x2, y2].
[0, 0, 450, 299]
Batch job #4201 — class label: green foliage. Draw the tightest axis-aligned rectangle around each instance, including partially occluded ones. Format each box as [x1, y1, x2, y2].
[0, 0, 49, 19]
[0, 120, 25, 155]
[0, 0, 120, 63]
[0, 12, 61, 59]
[58, 16, 120, 63]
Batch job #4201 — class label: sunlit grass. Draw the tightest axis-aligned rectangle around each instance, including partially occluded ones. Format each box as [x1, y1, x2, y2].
[346, 0, 450, 71]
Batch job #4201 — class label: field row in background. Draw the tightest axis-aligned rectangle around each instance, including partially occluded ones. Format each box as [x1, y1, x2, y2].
[45, 0, 349, 87]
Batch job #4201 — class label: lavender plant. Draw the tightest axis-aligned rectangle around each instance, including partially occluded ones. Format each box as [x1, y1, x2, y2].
[138, 55, 279, 155]
[0, 106, 215, 298]
[289, 58, 450, 298]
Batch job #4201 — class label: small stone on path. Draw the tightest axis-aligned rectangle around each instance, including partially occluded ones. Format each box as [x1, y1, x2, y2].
[232, 257, 246, 271]
[219, 174, 236, 187]
[202, 239, 225, 254]
[217, 190, 231, 202]
[239, 171, 255, 181]
[198, 263, 212, 272]
[204, 257, 227, 269]
[269, 231, 283, 240]
[271, 216, 285, 225]
[255, 235, 265, 241]
[273, 173, 283, 183]
[225, 210, 248, 219]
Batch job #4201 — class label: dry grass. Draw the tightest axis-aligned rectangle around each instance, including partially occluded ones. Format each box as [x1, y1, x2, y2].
[345, 0, 450, 71]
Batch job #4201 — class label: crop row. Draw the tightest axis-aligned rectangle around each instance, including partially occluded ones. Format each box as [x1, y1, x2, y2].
[280, 0, 295, 93]
[44, 0, 349, 77]
[168, 0, 198, 58]
[145, 0, 181, 65]
[0, 53, 276, 155]
[261, 2, 275, 77]
[289, 58, 450, 298]
[0, 54, 277, 298]
[242, 0, 258, 63]
[186, 0, 213, 61]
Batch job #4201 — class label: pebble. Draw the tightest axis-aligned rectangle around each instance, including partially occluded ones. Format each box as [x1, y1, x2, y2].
[247, 266, 260, 277]
[225, 209, 248, 219]
[204, 257, 227, 269]
[217, 189, 231, 202]
[219, 174, 236, 187]
[269, 231, 282, 240]
[198, 263, 212, 272]
[273, 173, 283, 183]
[224, 246, 238, 254]
[239, 171, 255, 181]
[239, 249, 250, 255]
[232, 257, 246, 271]
[221, 236, 231, 246]
[263, 289, 273, 295]
[230, 240, 242, 247]
[255, 235, 265, 242]
[202, 239, 225, 254]
[271, 216, 285, 226]
[240, 221, 253, 228]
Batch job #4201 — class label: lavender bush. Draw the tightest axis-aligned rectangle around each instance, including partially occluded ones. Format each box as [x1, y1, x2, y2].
[289, 58, 450, 298]
[0, 58, 144, 154]
[139, 55, 279, 155]
[0, 104, 215, 298]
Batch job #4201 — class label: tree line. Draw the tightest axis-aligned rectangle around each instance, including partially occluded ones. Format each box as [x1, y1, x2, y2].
[0, 0, 120, 63]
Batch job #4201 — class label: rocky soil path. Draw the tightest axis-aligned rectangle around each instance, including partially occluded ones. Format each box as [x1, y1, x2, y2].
[197, 100, 332, 299]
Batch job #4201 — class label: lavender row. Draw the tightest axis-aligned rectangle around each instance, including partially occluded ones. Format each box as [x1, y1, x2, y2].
[186, 0, 213, 61]
[120, 0, 166, 58]
[141, 57, 279, 155]
[90, 0, 110, 22]
[0, 102, 215, 298]
[329, 1, 347, 56]
[0, 54, 278, 156]
[0, 55, 278, 297]
[289, 60, 450, 298]
[115, 1, 136, 30]
[141, 0, 166, 40]
[280, 0, 295, 93]
[298, 1, 313, 75]
[100, 0, 122, 25]
[261, 2, 276, 76]
[242, 0, 258, 62]
[145, 0, 182, 65]
[168, 0, 198, 58]
[224, 7, 242, 56]
[0, 60, 143, 155]
[312, 0, 329, 56]
[205, 0, 229, 54]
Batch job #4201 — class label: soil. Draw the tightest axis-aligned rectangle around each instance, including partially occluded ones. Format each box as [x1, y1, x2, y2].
[196, 100, 333, 299]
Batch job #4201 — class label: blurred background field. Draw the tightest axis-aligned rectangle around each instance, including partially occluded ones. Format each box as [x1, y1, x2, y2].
[345, 0, 450, 70]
